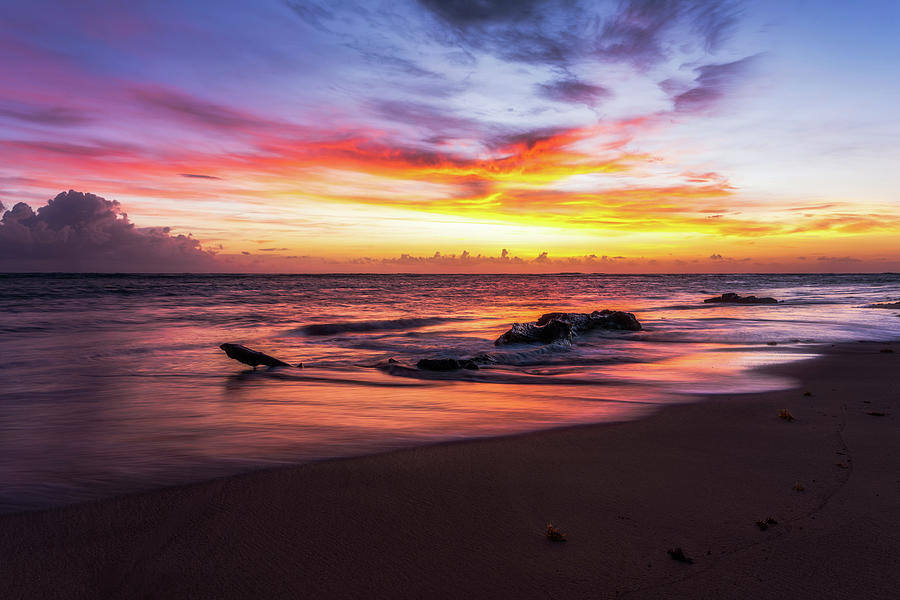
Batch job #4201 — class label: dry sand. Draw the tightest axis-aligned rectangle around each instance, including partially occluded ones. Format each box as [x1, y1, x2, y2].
[2, 342, 898, 599]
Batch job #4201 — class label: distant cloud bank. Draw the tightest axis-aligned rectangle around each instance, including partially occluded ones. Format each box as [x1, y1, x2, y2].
[1, 191, 894, 274]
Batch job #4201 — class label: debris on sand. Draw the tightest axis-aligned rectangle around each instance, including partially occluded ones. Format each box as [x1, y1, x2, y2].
[667, 547, 693, 563]
[545, 523, 567, 542]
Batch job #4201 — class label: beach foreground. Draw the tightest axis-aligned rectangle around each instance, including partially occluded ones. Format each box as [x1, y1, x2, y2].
[2, 343, 898, 599]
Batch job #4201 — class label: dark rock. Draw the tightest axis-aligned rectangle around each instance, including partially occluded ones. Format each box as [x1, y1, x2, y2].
[536, 312, 594, 329]
[219, 343, 295, 369]
[494, 319, 574, 345]
[596, 310, 642, 331]
[416, 358, 479, 371]
[536, 310, 642, 331]
[703, 292, 779, 304]
[495, 310, 641, 345]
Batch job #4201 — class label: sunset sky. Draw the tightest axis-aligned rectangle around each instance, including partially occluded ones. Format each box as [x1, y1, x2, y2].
[1, 0, 898, 272]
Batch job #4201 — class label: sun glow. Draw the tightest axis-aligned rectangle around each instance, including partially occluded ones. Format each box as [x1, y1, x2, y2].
[1, 0, 898, 273]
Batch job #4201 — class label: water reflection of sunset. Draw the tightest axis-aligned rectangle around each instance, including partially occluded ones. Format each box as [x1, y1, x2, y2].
[5, 272, 898, 511]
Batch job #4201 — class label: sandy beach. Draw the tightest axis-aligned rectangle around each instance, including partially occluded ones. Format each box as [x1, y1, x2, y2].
[2, 341, 898, 599]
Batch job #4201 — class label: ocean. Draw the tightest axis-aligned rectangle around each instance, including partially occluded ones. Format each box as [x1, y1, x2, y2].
[1, 272, 899, 513]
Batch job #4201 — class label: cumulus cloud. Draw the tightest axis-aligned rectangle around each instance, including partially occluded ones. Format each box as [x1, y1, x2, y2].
[0, 190, 218, 272]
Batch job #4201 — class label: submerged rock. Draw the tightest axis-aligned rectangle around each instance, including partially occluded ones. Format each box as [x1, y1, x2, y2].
[495, 310, 641, 345]
[703, 292, 779, 304]
[219, 343, 296, 369]
[469, 353, 498, 364]
[416, 358, 479, 371]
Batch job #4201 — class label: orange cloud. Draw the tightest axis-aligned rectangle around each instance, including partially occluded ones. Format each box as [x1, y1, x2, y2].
[3, 87, 899, 267]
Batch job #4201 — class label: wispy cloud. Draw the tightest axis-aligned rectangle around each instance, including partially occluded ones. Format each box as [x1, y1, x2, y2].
[179, 173, 223, 180]
[0, 102, 92, 127]
[132, 87, 276, 132]
[537, 78, 611, 106]
[416, 0, 742, 70]
[670, 56, 757, 112]
[1, 0, 896, 271]
[597, 0, 740, 67]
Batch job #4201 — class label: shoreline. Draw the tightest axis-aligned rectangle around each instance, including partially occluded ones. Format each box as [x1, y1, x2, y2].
[2, 341, 898, 599]
[0, 340, 818, 517]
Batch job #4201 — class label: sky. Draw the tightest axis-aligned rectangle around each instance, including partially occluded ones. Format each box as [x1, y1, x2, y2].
[0, 0, 898, 273]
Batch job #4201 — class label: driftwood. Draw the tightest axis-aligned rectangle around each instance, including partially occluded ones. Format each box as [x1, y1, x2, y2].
[219, 343, 299, 369]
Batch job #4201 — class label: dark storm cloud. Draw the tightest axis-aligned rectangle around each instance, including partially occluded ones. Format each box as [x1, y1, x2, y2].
[0, 190, 218, 272]
[672, 56, 755, 112]
[537, 78, 610, 105]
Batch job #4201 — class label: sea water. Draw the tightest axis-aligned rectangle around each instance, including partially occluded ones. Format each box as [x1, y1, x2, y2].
[1, 273, 899, 512]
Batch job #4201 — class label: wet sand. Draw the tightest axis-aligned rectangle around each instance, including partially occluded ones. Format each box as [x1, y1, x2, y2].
[2, 342, 898, 599]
